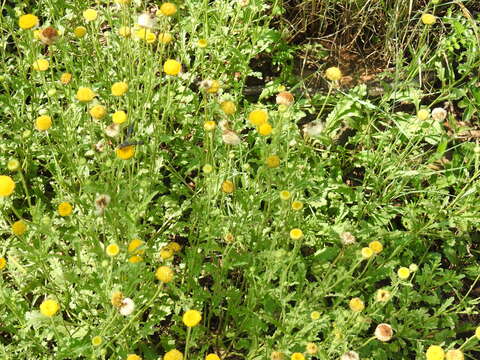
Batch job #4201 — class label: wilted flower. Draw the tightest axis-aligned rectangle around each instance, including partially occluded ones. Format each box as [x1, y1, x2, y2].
[39, 26, 58, 45]
[303, 121, 324, 137]
[431, 107, 447, 121]
[340, 351, 360, 360]
[375, 289, 391, 302]
[137, 13, 157, 28]
[119, 297, 135, 316]
[105, 123, 120, 137]
[306, 342, 318, 354]
[340, 232, 356, 246]
[445, 349, 463, 360]
[270, 352, 284, 360]
[222, 130, 241, 145]
[95, 194, 111, 215]
[276, 91, 294, 106]
[199, 79, 220, 94]
[374, 323, 393, 342]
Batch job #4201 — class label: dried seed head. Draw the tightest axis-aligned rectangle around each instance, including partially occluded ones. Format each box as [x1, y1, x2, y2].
[39, 26, 58, 45]
[340, 232, 356, 246]
[374, 323, 393, 342]
[340, 351, 360, 360]
[222, 130, 241, 145]
[95, 194, 111, 215]
[105, 123, 120, 137]
[276, 91, 294, 106]
[431, 107, 447, 122]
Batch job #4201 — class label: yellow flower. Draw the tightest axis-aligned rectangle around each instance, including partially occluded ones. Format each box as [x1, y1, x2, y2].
[106, 244, 120, 257]
[220, 101, 236, 115]
[306, 343, 318, 355]
[76, 87, 95, 102]
[11, 220, 27, 236]
[476, 326, 480, 339]
[310, 311, 320, 320]
[0, 258, 6, 270]
[279, 190, 291, 201]
[361, 247, 373, 259]
[60, 73, 72, 85]
[205, 354, 220, 360]
[89, 105, 107, 119]
[349, 297, 365, 312]
[204, 121, 216, 131]
[291, 201, 303, 211]
[156, 266, 174, 283]
[126, 355, 142, 360]
[248, 109, 268, 126]
[58, 202, 73, 216]
[112, 110, 128, 124]
[118, 26, 131, 37]
[290, 228, 303, 240]
[265, 155, 280, 168]
[115, 0, 131, 4]
[203, 164, 213, 174]
[35, 115, 52, 131]
[375, 289, 391, 302]
[426, 345, 445, 360]
[91, 336, 102, 347]
[205, 80, 220, 94]
[111, 291, 124, 307]
[159, 3, 178, 16]
[0, 176, 15, 197]
[83, 9, 98, 21]
[417, 109, 430, 120]
[128, 239, 144, 254]
[221, 180, 235, 193]
[164, 349, 183, 360]
[129, 255, 143, 263]
[258, 123, 273, 136]
[116, 145, 135, 160]
[19, 14, 39, 29]
[74, 26, 87, 38]
[397, 267, 410, 280]
[163, 59, 181, 76]
[445, 349, 464, 360]
[271, 352, 285, 360]
[160, 248, 173, 260]
[158, 33, 173, 43]
[291, 353, 305, 360]
[32, 59, 49, 71]
[7, 159, 20, 172]
[166, 242, 182, 252]
[145, 31, 156, 43]
[182, 309, 202, 327]
[197, 39, 208, 48]
[325, 67, 342, 81]
[40, 299, 60, 317]
[421, 13, 436, 25]
[368, 241, 383, 254]
[111, 82, 128, 96]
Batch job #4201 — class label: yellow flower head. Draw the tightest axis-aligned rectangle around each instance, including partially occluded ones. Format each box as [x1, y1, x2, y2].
[160, 248, 174, 260]
[0, 175, 15, 197]
[221, 180, 235, 193]
[310, 311, 320, 320]
[258, 123, 273, 136]
[163, 59, 181, 76]
[83, 9, 98, 21]
[197, 39, 208, 48]
[426, 345, 445, 360]
[476, 326, 480, 339]
[159, 3, 178, 16]
[112, 110, 128, 124]
[349, 297, 365, 312]
[417, 109, 430, 121]
[19, 14, 39, 29]
[60, 73, 72, 85]
[89, 105, 107, 119]
[306, 342, 318, 354]
[58, 202, 73, 216]
[182, 309, 202, 327]
[445, 349, 463, 360]
[76, 87, 95, 102]
[204, 121, 216, 131]
[291, 353, 305, 360]
[166, 242, 182, 253]
[32, 59, 49, 71]
[204, 80, 220, 94]
[271, 352, 285, 360]
[35, 115, 52, 131]
[421, 13, 436, 25]
[220, 101, 236, 115]
[91, 336, 102, 347]
[248, 109, 268, 126]
[40, 299, 60, 317]
[361, 247, 373, 259]
[279, 190, 291, 201]
[106, 244, 120, 257]
[126, 355, 142, 360]
[164, 349, 183, 360]
[12, 220, 27, 236]
[74, 26, 87, 38]
[111, 82, 128, 96]
[375, 289, 391, 302]
[0, 258, 7, 270]
[156, 266, 174, 283]
[118, 26, 131, 37]
[205, 354, 220, 360]
[291, 201, 303, 211]
[325, 67, 342, 81]
[397, 267, 410, 280]
[116, 145, 135, 160]
[128, 239, 144, 254]
[203, 164, 213, 174]
[129, 255, 143, 263]
[7, 159, 20, 172]
[266, 155, 280, 168]
[368, 241, 383, 254]
[158, 33, 173, 44]
[111, 291, 124, 307]
[290, 228, 303, 240]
